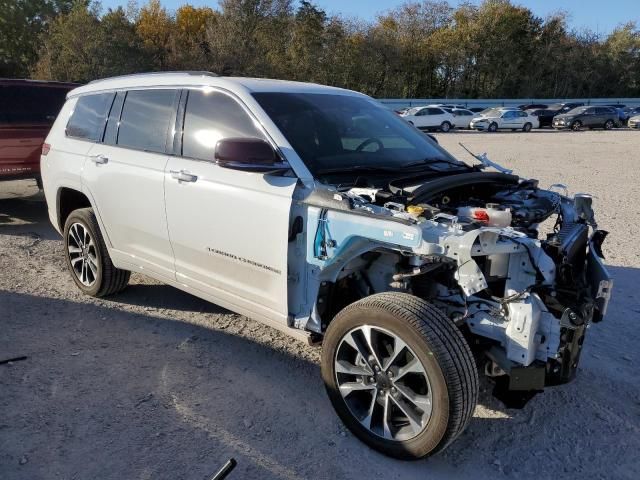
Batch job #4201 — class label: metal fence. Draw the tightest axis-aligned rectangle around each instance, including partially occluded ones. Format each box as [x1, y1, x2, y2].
[378, 98, 640, 110]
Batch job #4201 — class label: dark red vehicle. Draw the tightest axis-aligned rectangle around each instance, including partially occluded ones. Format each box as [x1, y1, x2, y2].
[0, 79, 77, 187]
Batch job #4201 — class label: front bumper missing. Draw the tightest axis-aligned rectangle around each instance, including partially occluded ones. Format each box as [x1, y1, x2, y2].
[490, 234, 612, 405]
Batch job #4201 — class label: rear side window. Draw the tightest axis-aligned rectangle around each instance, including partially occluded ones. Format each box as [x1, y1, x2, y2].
[181, 89, 265, 161]
[66, 93, 115, 141]
[117, 89, 178, 153]
[1, 85, 70, 125]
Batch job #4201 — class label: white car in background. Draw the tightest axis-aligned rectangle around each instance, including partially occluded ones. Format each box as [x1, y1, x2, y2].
[470, 108, 539, 132]
[450, 108, 475, 129]
[401, 105, 455, 132]
[628, 114, 640, 129]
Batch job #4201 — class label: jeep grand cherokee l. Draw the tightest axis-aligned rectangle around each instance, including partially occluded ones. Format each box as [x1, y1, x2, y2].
[1, 79, 76, 187]
[41, 72, 612, 459]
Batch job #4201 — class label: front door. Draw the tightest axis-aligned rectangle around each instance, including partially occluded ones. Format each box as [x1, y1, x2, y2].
[164, 88, 295, 322]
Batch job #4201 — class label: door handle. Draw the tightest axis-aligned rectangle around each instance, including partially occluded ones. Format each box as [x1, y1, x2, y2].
[90, 154, 109, 165]
[170, 170, 198, 183]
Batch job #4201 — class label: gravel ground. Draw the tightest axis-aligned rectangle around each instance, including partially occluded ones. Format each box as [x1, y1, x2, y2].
[1, 129, 639, 480]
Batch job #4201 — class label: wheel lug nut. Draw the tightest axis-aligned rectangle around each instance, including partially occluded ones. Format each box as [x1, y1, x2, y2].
[368, 377, 375, 383]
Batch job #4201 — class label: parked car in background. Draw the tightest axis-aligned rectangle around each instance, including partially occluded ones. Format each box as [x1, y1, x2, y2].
[450, 108, 475, 129]
[519, 103, 548, 110]
[627, 114, 640, 129]
[468, 107, 487, 113]
[401, 105, 456, 132]
[552, 106, 619, 131]
[1, 79, 77, 187]
[470, 108, 539, 132]
[533, 102, 585, 128]
[622, 106, 640, 124]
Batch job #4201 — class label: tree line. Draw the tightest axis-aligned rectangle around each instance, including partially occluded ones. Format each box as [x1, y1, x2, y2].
[2, 0, 639, 99]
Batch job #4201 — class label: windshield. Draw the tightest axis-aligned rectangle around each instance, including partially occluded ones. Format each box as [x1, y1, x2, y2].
[568, 106, 588, 115]
[252, 92, 466, 176]
[480, 108, 501, 117]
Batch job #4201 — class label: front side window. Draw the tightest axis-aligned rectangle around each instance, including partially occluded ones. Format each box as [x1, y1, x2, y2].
[66, 93, 115, 141]
[181, 89, 265, 161]
[252, 92, 465, 177]
[117, 89, 177, 153]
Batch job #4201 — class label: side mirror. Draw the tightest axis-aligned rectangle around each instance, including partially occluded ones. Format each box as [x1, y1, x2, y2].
[215, 137, 287, 172]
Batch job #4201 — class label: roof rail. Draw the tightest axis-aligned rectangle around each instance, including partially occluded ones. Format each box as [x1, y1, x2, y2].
[88, 71, 219, 84]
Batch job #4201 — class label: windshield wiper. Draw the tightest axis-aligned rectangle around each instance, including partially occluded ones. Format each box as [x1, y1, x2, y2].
[401, 159, 470, 170]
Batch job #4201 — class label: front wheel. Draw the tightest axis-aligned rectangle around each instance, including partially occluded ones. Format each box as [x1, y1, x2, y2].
[604, 119, 615, 130]
[321, 293, 478, 459]
[571, 120, 582, 131]
[522, 122, 532, 132]
[439, 121, 451, 132]
[64, 208, 130, 297]
[488, 122, 498, 132]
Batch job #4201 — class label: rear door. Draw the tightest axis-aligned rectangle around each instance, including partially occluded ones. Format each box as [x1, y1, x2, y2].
[582, 107, 598, 127]
[164, 88, 295, 321]
[82, 89, 178, 279]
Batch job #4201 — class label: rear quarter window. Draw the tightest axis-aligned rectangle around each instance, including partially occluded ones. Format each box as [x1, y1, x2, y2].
[66, 93, 115, 141]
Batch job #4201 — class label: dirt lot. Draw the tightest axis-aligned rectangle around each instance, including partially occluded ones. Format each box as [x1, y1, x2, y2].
[1, 130, 639, 480]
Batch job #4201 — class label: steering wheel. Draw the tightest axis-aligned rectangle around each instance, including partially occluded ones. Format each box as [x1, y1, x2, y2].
[355, 137, 384, 152]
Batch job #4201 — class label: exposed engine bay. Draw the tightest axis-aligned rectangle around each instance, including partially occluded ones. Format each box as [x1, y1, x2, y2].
[288, 168, 613, 406]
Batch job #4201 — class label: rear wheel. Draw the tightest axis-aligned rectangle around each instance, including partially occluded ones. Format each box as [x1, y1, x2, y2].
[321, 293, 478, 459]
[488, 122, 498, 132]
[64, 208, 130, 297]
[571, 120, 582, 131]
[604, 119, 615, 130]
[523, 122, 532, 132]
[440, 121, 451, 133]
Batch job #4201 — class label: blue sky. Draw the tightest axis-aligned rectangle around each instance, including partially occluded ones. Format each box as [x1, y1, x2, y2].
[100, 0, 638, 35]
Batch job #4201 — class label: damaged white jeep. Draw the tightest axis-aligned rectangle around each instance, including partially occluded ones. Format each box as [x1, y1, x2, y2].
[42, 73, 612, 459]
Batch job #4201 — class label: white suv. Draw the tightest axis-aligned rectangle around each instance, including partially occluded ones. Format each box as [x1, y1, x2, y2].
[42, 72, 612, 459]
[400, 106, 455, 132]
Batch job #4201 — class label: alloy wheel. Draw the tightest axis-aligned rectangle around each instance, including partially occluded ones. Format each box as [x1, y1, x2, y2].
[67, 222, 98, 287]
[334, 325, 433, 442]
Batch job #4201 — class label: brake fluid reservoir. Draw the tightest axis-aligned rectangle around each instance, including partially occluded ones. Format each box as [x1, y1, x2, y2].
[457, 203, 512, 227]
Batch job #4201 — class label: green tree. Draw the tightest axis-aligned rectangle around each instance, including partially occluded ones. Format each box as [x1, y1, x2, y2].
[0, 0, 74, 76]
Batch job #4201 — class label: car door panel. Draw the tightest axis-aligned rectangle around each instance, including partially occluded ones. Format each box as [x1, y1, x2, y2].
[85, 144, 174, 276]
[164, 88, 294, 320]
[164, 162, 296, 316]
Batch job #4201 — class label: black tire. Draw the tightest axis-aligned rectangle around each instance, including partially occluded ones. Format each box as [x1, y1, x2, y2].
[63, 208, 130, 297]
[571, 120, 582, 131]
[522, 122, 532, 132]
[488, 122, 498, 132]
[35, 176, 43, 190]
[604, 119, 614, 130]
[440, 121, 451, 133]
[321, 292, 478, 459]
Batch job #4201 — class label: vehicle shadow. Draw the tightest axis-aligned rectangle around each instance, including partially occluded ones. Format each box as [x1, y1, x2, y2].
[0, 189, 59, 240]
[2, 267, 638, 480]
